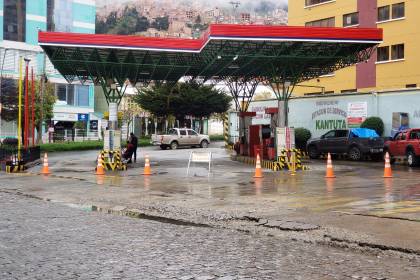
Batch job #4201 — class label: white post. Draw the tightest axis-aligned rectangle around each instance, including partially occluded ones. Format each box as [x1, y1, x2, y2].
[109, 102, 118, 130]
[154, 119, 157, 135]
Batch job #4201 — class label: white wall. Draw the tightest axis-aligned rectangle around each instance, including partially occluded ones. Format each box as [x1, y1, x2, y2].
[246, 90, 420, 138]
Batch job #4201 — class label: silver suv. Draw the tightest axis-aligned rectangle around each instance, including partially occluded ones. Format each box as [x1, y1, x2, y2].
[152, 128, 211, 150]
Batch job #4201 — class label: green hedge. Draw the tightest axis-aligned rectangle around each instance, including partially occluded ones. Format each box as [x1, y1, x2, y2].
[361, 117, 384, 136]
[210, 135, 225, 141]
[41, 138, 152, 153]
[295, 127, 312, 151]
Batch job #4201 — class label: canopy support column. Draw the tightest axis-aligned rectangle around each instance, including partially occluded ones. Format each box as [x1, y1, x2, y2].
[225, 77, 259, 152]
[97, 79, 129, 171]
[266, 73, 297, 128]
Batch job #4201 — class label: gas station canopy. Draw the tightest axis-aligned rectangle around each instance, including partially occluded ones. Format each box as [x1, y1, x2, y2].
[39, 24, 383, 88]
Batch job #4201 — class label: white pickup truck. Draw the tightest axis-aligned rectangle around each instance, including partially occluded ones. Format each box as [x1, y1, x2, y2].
[151, 128, 211, 150]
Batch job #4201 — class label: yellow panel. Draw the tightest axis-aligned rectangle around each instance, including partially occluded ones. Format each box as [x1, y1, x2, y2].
[289, 0, 420, 95]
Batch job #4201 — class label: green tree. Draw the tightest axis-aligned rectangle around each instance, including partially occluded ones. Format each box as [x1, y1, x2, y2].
[105, 11, 118, 27]
[361, 116, 385, 136]
[133, 82, 232, 128]
[136, 16, 150, 32]
[35, 81, 56, 144]
[133, 84, 174, 118]
[98, 7, 151, 35]
[109, 16, 138, 35]
[95, 16, 107, 34]
[1, 79, 19, 122]
[294, 128, 312, 150]
[0, 78, 55, 144]
[152, 16, 169, 31]
[195, 15, 202, 24]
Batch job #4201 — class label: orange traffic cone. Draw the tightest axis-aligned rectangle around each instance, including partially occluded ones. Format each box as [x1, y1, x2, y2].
[95, 154, 105, 176]
[383, 152, 393, 178]
[253, 153, 263, 178]
[325, 153, 335, 178]
[41, 153, 50, 175]
[142, 154, 152, 175]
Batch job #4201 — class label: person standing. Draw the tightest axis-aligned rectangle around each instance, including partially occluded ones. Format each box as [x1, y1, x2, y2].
[129, 132, 138, 163]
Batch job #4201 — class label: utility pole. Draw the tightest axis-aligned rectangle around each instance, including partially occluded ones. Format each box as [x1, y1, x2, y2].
[39, 52, 46, 144]
[229, 1, 241, 24]
[0, 48, 8, 139]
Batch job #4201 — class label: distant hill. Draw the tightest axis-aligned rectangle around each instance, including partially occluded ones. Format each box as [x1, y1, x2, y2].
[97, 0, 288, 38]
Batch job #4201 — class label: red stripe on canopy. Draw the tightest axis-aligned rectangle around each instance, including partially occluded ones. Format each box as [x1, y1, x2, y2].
[38, 23, 383, 51]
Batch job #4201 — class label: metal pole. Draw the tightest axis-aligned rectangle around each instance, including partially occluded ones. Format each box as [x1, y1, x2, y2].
[0, 48, 8, 140]
[39, 53, 46, 144]
[31, 67, 35, 146]
[17, 57, 23, 161]
[24, 58, 30, 149]
[290, 151, 296, 176]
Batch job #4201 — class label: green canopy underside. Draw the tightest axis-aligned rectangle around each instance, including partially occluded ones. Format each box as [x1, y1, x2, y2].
[43, 40, 376, 86]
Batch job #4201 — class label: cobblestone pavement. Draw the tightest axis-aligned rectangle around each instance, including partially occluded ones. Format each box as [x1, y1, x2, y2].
[1, 193, 419, 280]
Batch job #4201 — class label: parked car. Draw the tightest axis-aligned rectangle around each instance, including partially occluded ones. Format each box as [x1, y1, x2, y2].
[306, 128, 384, 160]
[151, 128, 210, 150]
[384, 129, 420, 167]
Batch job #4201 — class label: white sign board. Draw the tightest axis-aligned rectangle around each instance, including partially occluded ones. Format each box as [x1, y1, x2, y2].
[187, 152, 212, 177]
[276, 127, 295, 157]
[103, 130, 110, 150]
[113, 130, 121, 150]
[347, 102, 368, 128]
[191, 152, 212, 163]
[53, 113, 78, 122]
[101, 120, 108, 129]
[109, 102, 118, 122]
[103, 130, 122, 151]
[348, 102, 368, 118]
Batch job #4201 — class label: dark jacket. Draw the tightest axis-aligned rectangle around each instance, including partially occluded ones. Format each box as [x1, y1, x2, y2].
[130, 135, 138, 148]
[123, 143, 135, 159]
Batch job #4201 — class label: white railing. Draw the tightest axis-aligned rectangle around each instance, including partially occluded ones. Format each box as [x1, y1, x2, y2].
[43, 129, 100, 143]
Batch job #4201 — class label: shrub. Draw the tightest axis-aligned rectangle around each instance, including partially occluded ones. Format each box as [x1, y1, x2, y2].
[73, 121, 86, 130]
[361, 117, 384, 136]
[40, 138, 153, 153]
[210, 135, 224, 141]
[294, 128, 312, 150]
[2, 137, 18, 146]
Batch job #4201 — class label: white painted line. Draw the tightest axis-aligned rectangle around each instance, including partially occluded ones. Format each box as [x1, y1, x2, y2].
[73, 21, 95, 30]
[73, 0, 96, 6]
[27, 14, 47, 23]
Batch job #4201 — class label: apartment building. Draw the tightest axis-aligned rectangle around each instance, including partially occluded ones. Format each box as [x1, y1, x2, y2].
[288, 0, 420, 95]
[0, 0, 96, 139]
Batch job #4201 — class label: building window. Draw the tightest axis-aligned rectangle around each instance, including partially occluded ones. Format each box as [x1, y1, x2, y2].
[56, 84, 75, 106]
[406, 84, 417, 88]
[67, 85, 75, 106]
[49, 0, 73, 32]
[305, 17, 335, 27]
[377, 46, 389, 62]
[343, 12, 359, 27]
[3, 0, 26, 42]
[76, 85, 90, 107]
[391, 44, 404, 60]
[305, 0, 332, 7]
[56, 84, 67, 102]
[341, 89, 357, 93]
[378, 3, 405, 22]
[378, 6, 390, 22]
[392, 2, 405, 19]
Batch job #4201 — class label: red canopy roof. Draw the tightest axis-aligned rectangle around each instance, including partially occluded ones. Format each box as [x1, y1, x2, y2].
[39, 24, 382, 53]
[38, 23, 383, 89]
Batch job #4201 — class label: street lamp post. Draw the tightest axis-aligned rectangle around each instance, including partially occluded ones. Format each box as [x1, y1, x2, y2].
[24, 58, 30, 149]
